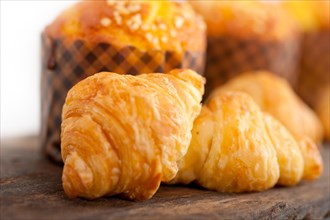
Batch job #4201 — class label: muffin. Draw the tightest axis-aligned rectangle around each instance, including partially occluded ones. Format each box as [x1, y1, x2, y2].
[41, 0, 206, 162]
[189, 1, 300, 96]
[282, 1, 330, 108]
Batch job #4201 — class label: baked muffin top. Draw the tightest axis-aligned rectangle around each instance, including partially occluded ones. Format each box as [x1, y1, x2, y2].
[282, 0, 330, 32]
[189, 1, 297, 41]
[45, 0, 206, 53]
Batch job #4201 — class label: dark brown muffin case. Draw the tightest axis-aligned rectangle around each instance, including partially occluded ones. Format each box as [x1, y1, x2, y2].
[205, 36, 300, 97]
[297, 31, 330, 107]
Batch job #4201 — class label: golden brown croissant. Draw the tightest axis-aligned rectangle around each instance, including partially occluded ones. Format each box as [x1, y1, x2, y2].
[211, 71, 323, 180]
[172, 92, 305, 192]
[316, 86, 330, 141]
[262, 113, 304, 186]
[211, 71, 323, 143]
[61, 69, 204, 200]
[298, 137, 323, 180]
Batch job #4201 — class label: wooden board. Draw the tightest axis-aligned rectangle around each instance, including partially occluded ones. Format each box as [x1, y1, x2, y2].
[1, 137, 329, 220]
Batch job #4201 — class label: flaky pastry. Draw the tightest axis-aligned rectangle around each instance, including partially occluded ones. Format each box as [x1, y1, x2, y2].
[316, 86, 330, 141]
[263, 113, 304, 186]
[297, 137, 323, 180]
[211, 71, 323, 180]
[172, 92, 305, 192]
[211, 71, 323, 143]
[61, 69, 204, 200]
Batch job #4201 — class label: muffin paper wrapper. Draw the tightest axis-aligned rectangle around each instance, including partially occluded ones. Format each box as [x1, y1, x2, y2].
[40, 33, 205, 163]
[205, 36, 300, 96]
[297, 31, 330, 107]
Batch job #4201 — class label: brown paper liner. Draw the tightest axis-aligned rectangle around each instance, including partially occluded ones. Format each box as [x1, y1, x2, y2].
[297, 31, 330, 108]
[204, 36, 300, 97]
[40, 33, 205, 163]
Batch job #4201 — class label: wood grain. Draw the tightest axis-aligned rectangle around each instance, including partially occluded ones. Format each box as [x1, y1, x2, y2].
[0, 137, 329, 220]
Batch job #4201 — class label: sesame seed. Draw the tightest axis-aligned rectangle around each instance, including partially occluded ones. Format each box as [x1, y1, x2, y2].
[151, 24, 157, 30]
[116, 5, 130, 15]
[152, 37, 159, 45]
[128, 22, 139, 31]
[170, 30, 177, 37]
[113, 11, 122, 25]
[175, 16, 184, 29]
[100, 17, 111, 27]
[133, 13, 142, 24]
[127, 3, 141, 13]
[145, 33, 153, 42]
[142, 24, 150, 31]
[127, 14, 142, 31]
[161, 36, 167, 43]
[159, 23, 167, 30]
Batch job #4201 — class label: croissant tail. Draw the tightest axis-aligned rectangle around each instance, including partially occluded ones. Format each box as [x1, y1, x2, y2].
[298, 137, 323, 180]
[62, 152, 94, 199]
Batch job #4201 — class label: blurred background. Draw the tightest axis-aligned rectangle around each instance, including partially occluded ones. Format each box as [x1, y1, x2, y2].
[1, 0, 329, 141]
[1, 1, 78, 139]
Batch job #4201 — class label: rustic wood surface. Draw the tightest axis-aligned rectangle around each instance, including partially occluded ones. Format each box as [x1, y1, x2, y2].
[0, 137, 329, 220]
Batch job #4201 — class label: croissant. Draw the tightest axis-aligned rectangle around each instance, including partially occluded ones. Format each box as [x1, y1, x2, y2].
[61, 69, 205, 200]
[211, 71, 323, 144]
[316, 86, 330, 141]
[172, 92, 304, 192]
[263, 113, 305, 186]
[298, 137, 323, 180]
[211, 71, 323, 180]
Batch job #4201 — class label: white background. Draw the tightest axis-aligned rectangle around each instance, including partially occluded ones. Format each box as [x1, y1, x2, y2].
[1, 1, 79, 138]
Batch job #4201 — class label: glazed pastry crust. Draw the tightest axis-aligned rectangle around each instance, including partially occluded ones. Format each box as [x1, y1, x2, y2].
[171, 92, 314, 192]
[61, 69, 204, 200]
[45, 0, 206, 53]
[172, 92, 282, 192]
[212, 71, 323, 180]
[170, 107, 214, 185]
[263, 113, 304, 186]
[298, 137, 323, 180]
[211, 71, 323, 144]
[317, 86, 330, 141]
[173, 91, 307, 191]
